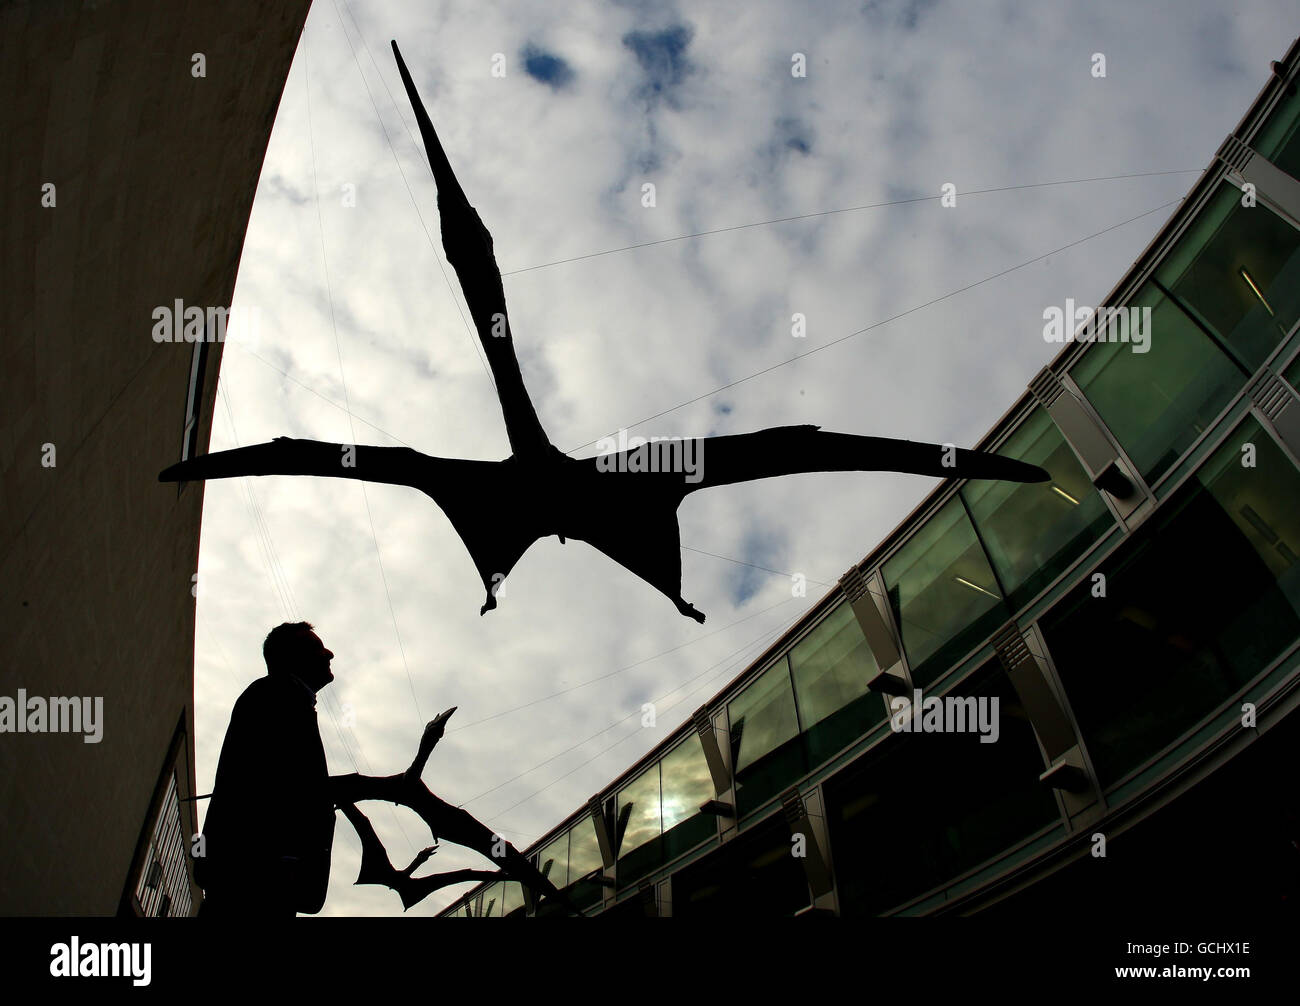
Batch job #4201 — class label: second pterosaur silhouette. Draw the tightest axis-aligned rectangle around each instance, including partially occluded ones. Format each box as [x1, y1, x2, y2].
[160, 40, 1049, 623]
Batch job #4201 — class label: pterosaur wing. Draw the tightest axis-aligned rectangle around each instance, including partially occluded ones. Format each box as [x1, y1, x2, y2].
[678, 425, 1049, 493]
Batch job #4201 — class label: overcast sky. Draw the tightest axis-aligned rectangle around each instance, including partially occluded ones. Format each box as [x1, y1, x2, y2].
[193, 0, 1299, 916]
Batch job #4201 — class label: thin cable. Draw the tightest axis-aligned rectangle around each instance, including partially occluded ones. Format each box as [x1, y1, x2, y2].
[502, 169, 1201, 277]
[217, 388, 372, 779]
[678, 544, 833, 587]
[197, 612, 246, 690]
[228, 341, 415, 448]
[303, 36, 425, 727]
[568, 196, 1184, 453]
[483, 604, 802, 826]
[219, 389, 295, 618]
[449, 592, 803, 732]
[464, 596, 803, 808]
[485, 625, 780, 835]
[328, 0, 495, 391]
[216, 377, 415, 852]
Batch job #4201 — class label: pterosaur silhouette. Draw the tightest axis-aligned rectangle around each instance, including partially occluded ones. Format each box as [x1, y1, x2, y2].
[160, 41, 1049, 623]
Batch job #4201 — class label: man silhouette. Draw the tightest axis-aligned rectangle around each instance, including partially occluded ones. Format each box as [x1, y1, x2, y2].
[196, 622, 337, 917]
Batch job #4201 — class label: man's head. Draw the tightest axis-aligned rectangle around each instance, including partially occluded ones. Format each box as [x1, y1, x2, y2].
[263, 621, 334, 692]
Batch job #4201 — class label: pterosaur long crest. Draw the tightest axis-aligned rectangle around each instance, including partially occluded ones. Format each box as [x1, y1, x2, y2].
[390, 41, 553, 461]
[159, 41, 1048, 623]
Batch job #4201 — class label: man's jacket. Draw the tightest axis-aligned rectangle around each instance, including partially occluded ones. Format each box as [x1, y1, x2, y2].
[196, 674, 335, 913]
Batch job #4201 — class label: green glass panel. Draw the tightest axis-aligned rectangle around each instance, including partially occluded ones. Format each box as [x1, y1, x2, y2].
[789, 602, 886, 763]
[567, 815, 606, 910]
[1157, 184, 1300, 370]
[1252, 84, 1300, 183]
[961, 407, 1113, 608]
[1284, 353, 1300, 391]
[790, 603, 878, 728]
[660, 734, 714, 832]
[538, 833, 568, 890]
[660, 735, 717, 861]
[727, 657, 805, 816]
[882, 497, 1007, 687]
[481, 881, 503, 918]
[502, 880, 525, 917]
[728, 658, 800, 773]
[1070, 281, 1242, 484]
[616, 762, 661, 858]
[568, 814, 603, 880]
[1043, 418, 1300, 788]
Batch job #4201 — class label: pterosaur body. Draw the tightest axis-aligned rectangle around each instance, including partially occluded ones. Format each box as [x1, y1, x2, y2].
[160, 41, 1048, 623]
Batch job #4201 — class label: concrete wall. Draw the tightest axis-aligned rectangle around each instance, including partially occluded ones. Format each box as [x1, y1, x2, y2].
[0, 0, 311, 914]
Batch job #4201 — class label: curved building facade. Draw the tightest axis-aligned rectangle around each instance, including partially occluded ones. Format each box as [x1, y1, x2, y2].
[0, 0, 311, 915]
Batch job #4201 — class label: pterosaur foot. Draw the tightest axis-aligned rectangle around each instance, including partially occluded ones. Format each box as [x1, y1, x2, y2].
[676, 598, 706, 624]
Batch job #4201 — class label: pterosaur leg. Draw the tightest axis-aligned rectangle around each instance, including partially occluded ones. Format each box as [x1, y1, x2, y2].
[391, 40, 553, 461]
[577, 504, 706, 624]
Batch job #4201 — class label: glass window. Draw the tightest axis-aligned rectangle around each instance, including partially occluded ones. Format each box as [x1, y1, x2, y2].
[568, 816, 603, 879]
[1252, 84, 1300, 186]
[1156, 184, 1300, 370]
[1042, 418, 1300, 788]
[961, 407, 1113, 609]
[617, 742, 718, 887]
[134, 770, 194, 917]
[789, 602, 887, 763]
[567, 815, 605, 910]
[480, 881, 503, 918]
[660, 735, 716, 859]
[616, 763, 661, 858]
[1284, 352, 1300, 392]
[1070, 281, 1243, 485]
[616, 762, 662, 885]
[728, 657, 805, 816]
[882, 498, 1008, 687]
[538, 833, 568, 890]
[501, 880, 525, 917]
[826, 662, 1060, 915]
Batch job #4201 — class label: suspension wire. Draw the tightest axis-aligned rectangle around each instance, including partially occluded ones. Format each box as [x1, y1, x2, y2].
[483, 599, 806, 833]
[467, 594, 804, 810]
[450, 592, 805, 733]
[502, 169, 1201, 277]
[303, 34, 426, 729]
[678, 544, 833, 587]
[566, 196, 1185, 454]
[328, 0, 495, 391]
[261, 9, 1190, 862]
